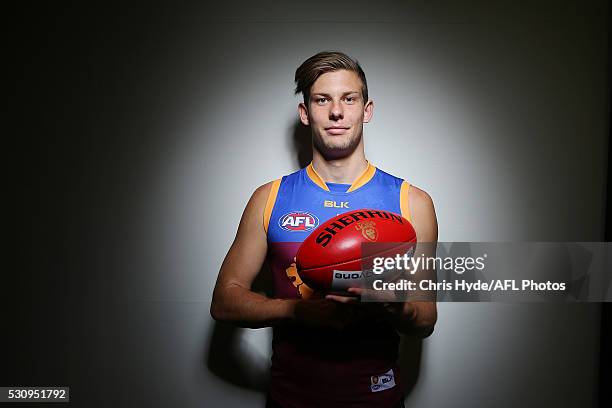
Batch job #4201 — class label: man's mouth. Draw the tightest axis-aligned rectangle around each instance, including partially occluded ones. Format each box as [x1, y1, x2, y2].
[325, 126, 350, 135]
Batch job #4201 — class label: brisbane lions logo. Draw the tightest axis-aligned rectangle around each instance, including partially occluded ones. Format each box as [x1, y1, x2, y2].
[279, 211, 319, 232]
[355, 220, 378, 241]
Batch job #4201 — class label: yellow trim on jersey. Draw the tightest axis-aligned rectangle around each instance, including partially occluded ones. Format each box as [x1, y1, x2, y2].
[263, 179, 282, 234]
[346, 161, 376, 192]
[400, 180, 412, 222]
[306, 161, 376, 193]
[306, 163, 330, 191]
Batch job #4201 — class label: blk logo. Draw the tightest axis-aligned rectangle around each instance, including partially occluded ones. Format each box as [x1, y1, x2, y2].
[324, 200, 349, 209]
[279, 212, 319, 232]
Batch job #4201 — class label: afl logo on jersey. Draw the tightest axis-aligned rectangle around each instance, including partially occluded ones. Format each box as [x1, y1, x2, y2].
[279, 211, 319, 232]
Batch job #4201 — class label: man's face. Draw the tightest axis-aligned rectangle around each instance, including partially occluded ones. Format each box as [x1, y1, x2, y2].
[298, 70, 373, 160]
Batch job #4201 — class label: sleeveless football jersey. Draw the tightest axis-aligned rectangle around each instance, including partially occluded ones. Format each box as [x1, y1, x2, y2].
[263, 162, 412, 408]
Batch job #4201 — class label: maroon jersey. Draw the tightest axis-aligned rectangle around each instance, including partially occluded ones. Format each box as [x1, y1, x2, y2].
[263, 163, 410, 407]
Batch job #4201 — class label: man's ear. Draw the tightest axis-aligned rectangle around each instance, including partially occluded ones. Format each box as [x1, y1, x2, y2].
[363, 99, 374, 123]
[298, 102, 310, 126]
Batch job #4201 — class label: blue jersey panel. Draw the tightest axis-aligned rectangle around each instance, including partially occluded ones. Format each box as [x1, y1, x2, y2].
[267, 166, 404, 243]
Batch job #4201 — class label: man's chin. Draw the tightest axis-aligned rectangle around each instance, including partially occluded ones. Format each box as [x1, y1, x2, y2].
[313, 132, 362, 160]
[316, 144, 357, 160]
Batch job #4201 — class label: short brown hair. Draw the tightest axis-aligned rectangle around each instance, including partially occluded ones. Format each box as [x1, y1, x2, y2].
[294, 51, 368, 104]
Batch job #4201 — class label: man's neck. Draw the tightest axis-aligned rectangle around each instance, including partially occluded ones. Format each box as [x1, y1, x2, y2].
[311, 149, 368, 185]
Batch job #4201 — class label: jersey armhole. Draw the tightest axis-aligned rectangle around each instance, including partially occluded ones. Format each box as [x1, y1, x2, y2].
[263, 178, 282, 234]
[400, 180, 412, 222]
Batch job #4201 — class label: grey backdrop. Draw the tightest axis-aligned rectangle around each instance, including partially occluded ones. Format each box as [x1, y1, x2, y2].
[11, 1, 608, 407]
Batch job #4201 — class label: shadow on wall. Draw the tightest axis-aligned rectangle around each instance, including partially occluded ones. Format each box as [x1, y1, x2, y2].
[206, 263, 275, 392]
[292, 120, 312, 168]
[205, 120, 425, 399]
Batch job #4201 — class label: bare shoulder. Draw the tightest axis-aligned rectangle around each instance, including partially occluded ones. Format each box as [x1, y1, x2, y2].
[251, 181, 274, 205]
[247, 180, 276, 210]
[236, 181, 275, 233]
[408, 185, 434, 211]
[407, 184, 438, 242]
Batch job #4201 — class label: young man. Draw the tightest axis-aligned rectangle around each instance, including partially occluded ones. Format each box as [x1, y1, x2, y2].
[211, 51, 438, 408]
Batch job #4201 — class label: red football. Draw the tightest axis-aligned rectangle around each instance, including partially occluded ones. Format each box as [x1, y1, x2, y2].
[296, 209, 417, 292]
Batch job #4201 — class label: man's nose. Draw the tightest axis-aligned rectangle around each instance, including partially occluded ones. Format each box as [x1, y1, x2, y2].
[329, 100, 343, 119]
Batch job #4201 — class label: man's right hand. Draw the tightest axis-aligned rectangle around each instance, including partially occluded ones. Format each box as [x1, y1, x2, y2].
[292, 296, 363, 331]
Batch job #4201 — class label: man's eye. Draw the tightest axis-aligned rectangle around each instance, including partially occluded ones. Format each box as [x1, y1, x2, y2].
[316, 98, 328, 104]
[345, 97, 355, 103]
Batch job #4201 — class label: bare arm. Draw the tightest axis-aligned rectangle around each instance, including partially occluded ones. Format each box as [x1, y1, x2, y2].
[210, 183, 296, 328]
[394, 185, 438, 337]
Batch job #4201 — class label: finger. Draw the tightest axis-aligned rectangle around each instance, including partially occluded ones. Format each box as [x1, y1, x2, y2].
[325, 294, 358, 303]
[357, 288, 398, 303]
[347, 287, 365, 296]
